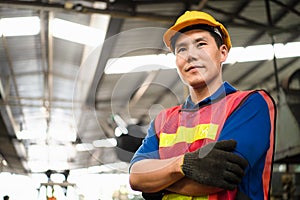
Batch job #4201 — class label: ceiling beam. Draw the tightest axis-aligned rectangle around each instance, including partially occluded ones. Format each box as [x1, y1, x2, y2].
[129, 71, 159, 107]
[0, 107, 27, 173]
[225, 0, 251, 23]
[1, 36, 24, 135]
[205, 4, 277, 30]
[249, 57, 300, 90]
[270, 0, 300, 16]
[79, 18, 124, 138]
[138, 75, 181, 125]
[242, 0, 299, 46]
[0, 0, 176, 22]
[85, 17, 124, 106]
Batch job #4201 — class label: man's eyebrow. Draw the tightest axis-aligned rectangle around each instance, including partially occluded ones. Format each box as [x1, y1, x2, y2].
[175, 41, 186, 49]
[175, 36, 208, 48]
[194, 36, 208, 43]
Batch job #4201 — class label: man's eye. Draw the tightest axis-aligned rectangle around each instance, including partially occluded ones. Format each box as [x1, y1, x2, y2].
[176, 47, 186, 53]
[197, 42, 206, 47]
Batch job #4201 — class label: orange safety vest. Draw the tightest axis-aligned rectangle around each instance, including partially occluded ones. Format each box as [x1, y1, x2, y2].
[154, 90, 276, 200]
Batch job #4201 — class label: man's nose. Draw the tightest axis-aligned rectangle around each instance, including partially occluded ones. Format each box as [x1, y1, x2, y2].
[186, 46, 198, 63]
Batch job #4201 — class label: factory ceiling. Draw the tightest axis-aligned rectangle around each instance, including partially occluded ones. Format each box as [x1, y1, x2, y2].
[0, 0, 299, 175]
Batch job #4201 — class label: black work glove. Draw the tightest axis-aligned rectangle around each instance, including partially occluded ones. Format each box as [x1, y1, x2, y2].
[235, 190, 251, 200]
[142, 191, 164, 200]
[181, 140, 248, 190]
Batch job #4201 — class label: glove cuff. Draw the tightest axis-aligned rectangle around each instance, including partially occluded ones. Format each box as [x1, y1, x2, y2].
[179, 155, 186, 176]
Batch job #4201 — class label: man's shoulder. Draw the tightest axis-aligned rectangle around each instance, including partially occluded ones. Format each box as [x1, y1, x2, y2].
[235, 89, 274, 102]
[228, 89, 268, 101]
[154, 104, 182, 125]
[157, 104, 182, 117]
[229, 90, 275, 112]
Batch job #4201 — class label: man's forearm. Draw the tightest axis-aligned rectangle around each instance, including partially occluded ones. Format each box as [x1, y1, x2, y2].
[129, 156, 185, 193]
[166, 177, 223, 196]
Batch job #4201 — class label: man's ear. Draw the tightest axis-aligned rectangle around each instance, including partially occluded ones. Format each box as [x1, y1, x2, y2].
[220, 44, 228, 63]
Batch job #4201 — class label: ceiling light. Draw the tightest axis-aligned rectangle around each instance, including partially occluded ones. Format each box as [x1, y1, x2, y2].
[0, 16, 40, 36]
[114, 127, 123, 137]
[224, 47, 244, 64]
[93, 138, 117, 148]
[75, 143, 94, 152]
[238, 44, 274, 62]
[16, 129, 47, 140]
[50, 17, 108, 46]
[2, 159, 7, 166]
[105, 54, 176, 74]
[274, 42, 300, 59]
[112, 115, 128, 135]
[93, 2, 107, 9]
[225, 42, 300, 64]
[105, 42, 300, 73]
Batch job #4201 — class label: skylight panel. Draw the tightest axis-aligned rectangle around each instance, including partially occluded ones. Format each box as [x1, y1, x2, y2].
[50, 15, 109, 46]
[0, 16, 40, 36]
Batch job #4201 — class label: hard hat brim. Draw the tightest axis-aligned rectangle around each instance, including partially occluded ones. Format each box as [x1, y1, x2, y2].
[163, 12, 231, 52]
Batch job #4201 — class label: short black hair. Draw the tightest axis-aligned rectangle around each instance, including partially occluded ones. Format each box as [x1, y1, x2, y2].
[170, 24, 223, 52]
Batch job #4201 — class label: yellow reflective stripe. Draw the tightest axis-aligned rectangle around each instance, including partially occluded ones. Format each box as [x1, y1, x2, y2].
[162, 193, 208, 200]
[162, 194, 192, 200]
[160, 124, 219, 147]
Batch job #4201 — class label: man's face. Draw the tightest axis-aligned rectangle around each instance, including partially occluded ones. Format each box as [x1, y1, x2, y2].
[174, 29, 228, 89]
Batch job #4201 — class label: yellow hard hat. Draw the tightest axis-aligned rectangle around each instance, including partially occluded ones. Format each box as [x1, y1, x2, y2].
[163, 11, 232, 52]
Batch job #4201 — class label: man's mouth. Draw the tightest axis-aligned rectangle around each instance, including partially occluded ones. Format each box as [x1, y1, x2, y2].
[185, 65, 204, 72]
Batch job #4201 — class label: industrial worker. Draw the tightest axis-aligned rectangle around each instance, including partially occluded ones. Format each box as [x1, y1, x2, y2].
[3, 196, 9, 200]
[129, 11, 276, 199]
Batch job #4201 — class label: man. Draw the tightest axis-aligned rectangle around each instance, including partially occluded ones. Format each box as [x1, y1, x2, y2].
[3, 196, 9, 200]
[129, 11, 276, 199]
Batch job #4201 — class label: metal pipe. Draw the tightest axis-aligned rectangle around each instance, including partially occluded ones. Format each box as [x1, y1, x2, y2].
[265, 0, 280, 102]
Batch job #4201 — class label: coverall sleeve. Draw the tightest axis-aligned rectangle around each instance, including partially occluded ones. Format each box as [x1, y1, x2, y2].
[130, 120, 160, 167]
[218, 92, 271, 168]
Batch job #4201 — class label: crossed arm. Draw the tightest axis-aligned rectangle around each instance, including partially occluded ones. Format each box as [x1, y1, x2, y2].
[129, 156, 222, 196]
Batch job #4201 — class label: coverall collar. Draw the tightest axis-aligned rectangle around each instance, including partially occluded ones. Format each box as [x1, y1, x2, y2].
[183, 82, 237, 109]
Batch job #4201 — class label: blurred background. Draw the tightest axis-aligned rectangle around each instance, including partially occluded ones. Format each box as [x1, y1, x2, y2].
[0, 0, 299, 199]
